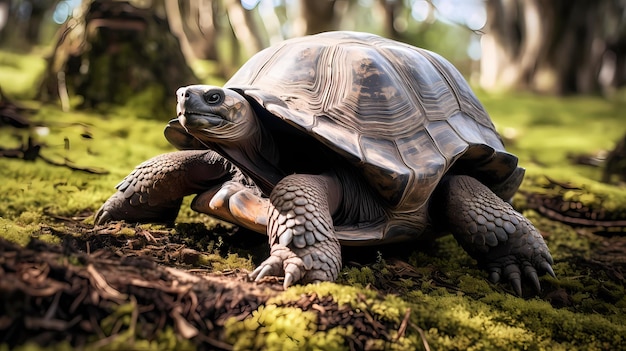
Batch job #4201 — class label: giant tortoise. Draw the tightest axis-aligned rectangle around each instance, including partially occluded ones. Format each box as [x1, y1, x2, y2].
[96, 31, 554, 295]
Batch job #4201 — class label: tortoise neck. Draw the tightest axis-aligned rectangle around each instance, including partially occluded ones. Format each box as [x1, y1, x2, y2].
[220, 122, 283, 195]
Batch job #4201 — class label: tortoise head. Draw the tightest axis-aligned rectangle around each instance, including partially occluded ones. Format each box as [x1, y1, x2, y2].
[165, 85, 283, 194]
[171, 85, 258, 145]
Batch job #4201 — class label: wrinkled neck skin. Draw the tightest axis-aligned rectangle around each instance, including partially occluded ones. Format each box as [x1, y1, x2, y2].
[215, 117, 283, 195]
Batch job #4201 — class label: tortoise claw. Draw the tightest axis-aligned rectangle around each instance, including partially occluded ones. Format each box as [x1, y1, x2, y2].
[488, 266, 501, 283]
[249, 245, 308, 289]
[250, 255, 282, 282]
[503, 264, 523, 296]
[488, 258, 553, 295]
[251, 264, 275, 282]
[524, 265, 541, 293]
[284, 272, 295, 289]
[510, 275, 523, 296]
[541, 261, 556, 278]
[94, 208, 111, 225]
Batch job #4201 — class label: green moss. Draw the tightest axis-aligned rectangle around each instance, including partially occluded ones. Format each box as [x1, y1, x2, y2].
[96, 301, 195, 351]
[224, 282, 425, 349]
[272, 282, 411, 326]
[197, 252, 254, 272]
[457, 274, 494, 297]
[481, 93, 625, 174]
[0, 104, 173, 223]
[225, 304, 351, 351]
[519, 171, 626, 217]
[479, 294, 625, 349]
[0, 217, 39, 245]
[111, 85, 172, 120]
[35, 233, 62, 245]
[396, 290, 625, 350]
[341, 266, 377, 286]
[0, 51, 47, 99]
[8, 342, 74, 351]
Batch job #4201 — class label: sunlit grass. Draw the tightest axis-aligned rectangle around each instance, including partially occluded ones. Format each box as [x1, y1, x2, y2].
[480, 92, 625, 171]
[0, 104, 175, 221]
[0, 50, 47, 99]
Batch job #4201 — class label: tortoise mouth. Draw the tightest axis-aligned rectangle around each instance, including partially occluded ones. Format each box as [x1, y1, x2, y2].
[180, 111, 230, 129]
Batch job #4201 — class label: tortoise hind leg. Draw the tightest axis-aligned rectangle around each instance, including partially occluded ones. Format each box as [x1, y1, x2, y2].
[434, 175, 555, 295]
[250, 174, 342, 289]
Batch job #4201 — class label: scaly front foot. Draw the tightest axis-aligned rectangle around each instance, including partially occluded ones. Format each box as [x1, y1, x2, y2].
[249, 174, 342, 289]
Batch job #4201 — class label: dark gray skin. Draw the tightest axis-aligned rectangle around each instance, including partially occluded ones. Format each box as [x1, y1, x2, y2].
[95, 149, 268, 233]
[96, 84, 554, 295]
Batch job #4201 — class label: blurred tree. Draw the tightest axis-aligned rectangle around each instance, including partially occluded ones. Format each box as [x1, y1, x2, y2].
[376, 0, 402, 40]
[166, 0, 219, 61]
[0, 0, 58, 50]
[31, 0, 491, 113]
[224, 0, 265, 58]
[292, 0, 340, 36]
[166, 0, 265, 78]
[480, 0, 626, 95]
[40, 0, 197, 116]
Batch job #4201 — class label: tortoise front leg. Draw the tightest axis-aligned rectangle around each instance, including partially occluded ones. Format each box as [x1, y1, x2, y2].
[435, 175, 555, 295]
[95, 150, 248, 225]
[249, 174, 342, 289]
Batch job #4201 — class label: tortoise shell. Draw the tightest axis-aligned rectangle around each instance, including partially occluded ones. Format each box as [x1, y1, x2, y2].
[225, 31, 517, 210]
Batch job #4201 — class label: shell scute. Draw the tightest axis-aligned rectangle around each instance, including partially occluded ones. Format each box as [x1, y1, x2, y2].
[425, 120, 470, 164]
[312, 114, 362, 162]
[396, 129, 447, 209]
[360, 136, 412, 206]
[382, 44, 459, 122]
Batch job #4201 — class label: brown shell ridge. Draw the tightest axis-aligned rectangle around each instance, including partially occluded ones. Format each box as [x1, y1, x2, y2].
[366, 44, 474, 209]
[414, 48, 515, 184]
[417, 49, 495, 132]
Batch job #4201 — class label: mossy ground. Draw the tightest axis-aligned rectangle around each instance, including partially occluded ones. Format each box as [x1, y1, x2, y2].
[1, 51, 626, 350]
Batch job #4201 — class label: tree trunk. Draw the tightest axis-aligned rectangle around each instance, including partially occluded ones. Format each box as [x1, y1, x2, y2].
[480, 0, 626, 95]
[0, 0, 57, 50]
[376, 0, 402, 40]
[224, 0, 265, 59]
[40, 0, 197, 117]
[293, 0, 339, 36]
[167, 0, 220, 61]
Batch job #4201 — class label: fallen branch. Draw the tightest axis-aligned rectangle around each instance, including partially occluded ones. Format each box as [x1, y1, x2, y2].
[0, 136, 109, 174]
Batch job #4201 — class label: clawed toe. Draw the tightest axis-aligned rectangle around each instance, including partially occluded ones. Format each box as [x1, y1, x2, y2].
[541, 261, 556, 278]
[94, 208, 111, 225]
[248, 247, 310, 289]
[249, 256, 283, 282]
[248, 246, 336, 289]
[487, 257, 555, 296]
[524, 264, 541, 293]
[250, 264, 276, 281]
[503, 264, 523, 295]
[488, 266, 501, 283]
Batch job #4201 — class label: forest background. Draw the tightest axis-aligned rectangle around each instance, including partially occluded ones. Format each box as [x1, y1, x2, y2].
[0, 1, 626, 350]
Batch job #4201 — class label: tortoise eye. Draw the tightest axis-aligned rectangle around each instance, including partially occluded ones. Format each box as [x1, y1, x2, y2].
[204, 90, 224, 105]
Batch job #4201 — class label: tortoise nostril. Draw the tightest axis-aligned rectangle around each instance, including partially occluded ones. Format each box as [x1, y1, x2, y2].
[176, 87, 189, 99]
